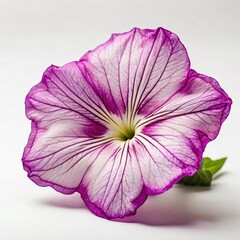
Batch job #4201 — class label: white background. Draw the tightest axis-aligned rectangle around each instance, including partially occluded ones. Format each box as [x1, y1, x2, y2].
[0, 0, 240, 239]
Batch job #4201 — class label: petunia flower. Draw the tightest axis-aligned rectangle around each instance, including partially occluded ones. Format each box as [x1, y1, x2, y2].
[22, 27, 232, 219]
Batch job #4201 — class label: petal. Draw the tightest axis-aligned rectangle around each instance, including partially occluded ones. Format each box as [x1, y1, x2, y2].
[80, 141, 146, 219]
[81, 27, 190, 117]
[133, 134, 194, 193]
[141, 70, 231, 137]
[23, 125, 111, 194]
[24, 132, 147, 218]
[23, 63, 110, 192]
[141, 70, 231, 173]
[29, 62, 117, 127]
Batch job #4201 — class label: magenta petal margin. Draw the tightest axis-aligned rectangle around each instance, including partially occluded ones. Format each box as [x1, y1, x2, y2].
[22, 27, 232, 219]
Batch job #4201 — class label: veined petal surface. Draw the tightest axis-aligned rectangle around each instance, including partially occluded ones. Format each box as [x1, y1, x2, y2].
[23, 27, 232, 219]
[81, 28, 190, 117]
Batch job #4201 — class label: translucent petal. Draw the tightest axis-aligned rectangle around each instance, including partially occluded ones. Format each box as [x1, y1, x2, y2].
[81, 28, 190, 117]
[80, 141, 146, 218]
[22, 27, 232, 219]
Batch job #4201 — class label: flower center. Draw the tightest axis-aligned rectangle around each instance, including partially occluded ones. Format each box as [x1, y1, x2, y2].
[106, 114, 139, 141]
[115, 126, 135, 141]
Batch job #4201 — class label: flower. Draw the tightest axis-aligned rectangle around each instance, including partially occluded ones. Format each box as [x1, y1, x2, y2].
[22, 27, 232, 219]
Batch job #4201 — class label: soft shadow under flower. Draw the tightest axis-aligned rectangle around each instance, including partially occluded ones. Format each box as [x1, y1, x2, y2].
[39, 180, 237, 226]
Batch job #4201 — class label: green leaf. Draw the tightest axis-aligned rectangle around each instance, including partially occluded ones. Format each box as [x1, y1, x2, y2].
[201, 157, 227, 176]
[178, 157, 227, 186]
[179, 170, 212, 186]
